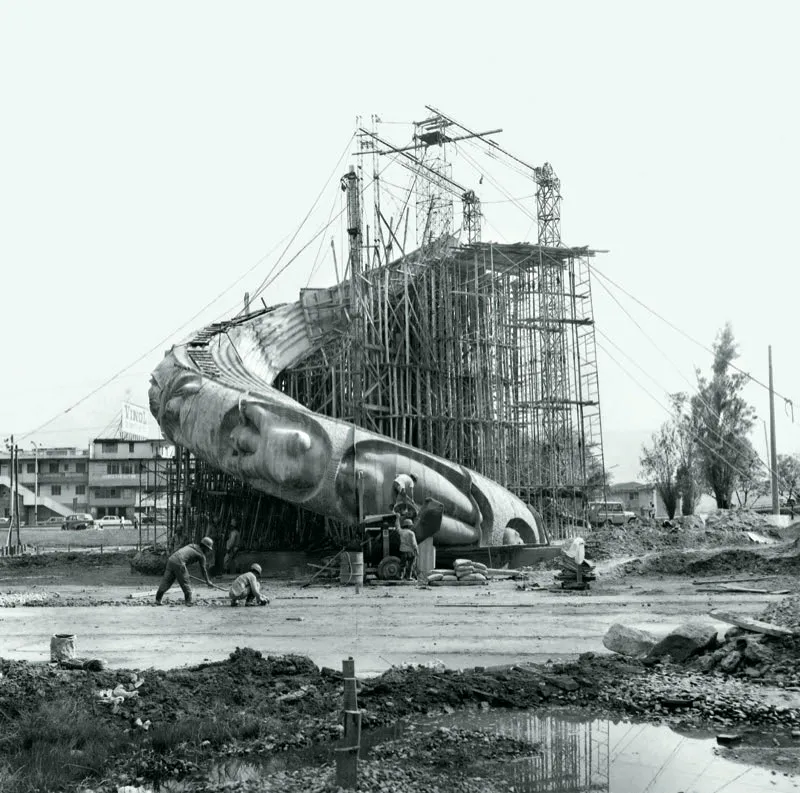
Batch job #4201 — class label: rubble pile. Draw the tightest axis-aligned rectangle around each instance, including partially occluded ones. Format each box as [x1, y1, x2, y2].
[611, 543, 800, 578]
[761, 594, 800, 631]
[4, 646, 800, 792]
[0, 591, 54, 607]
[585, 510, 782, 561]
[130, 548, 168, 576]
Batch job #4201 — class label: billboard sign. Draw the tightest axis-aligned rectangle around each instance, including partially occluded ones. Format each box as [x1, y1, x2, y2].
[121, 402, 149, 440]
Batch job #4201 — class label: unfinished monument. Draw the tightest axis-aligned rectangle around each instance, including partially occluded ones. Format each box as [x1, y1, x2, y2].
[149, 108, 604, 551]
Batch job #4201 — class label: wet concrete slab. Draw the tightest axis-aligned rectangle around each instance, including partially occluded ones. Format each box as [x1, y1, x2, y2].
[0, 577, 789, 677]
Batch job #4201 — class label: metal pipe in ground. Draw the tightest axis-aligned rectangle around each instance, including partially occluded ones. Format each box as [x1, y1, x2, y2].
[336, 656, 360, 788]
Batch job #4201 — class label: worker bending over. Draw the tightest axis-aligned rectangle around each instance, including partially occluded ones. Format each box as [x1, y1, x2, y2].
[155, 537, 215, 606]
[397, 519, 419, 580]
[229, 563, 270, 607]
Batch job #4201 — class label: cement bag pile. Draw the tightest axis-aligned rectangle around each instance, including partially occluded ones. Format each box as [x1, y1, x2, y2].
[427, 559, 489, 586]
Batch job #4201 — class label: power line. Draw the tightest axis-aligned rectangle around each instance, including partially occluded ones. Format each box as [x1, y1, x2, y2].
[590, 262, 795, 411]
[597, 335, 784, 490]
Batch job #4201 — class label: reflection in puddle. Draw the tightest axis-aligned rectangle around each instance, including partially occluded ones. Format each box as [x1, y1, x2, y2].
[189, 710, 798, 793]
[436, 709, 797, 793]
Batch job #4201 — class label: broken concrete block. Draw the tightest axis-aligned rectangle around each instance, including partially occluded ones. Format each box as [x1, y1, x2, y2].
[718, 650, 743, 674]
[602, 623, 659, 658]
[742, 638, 773, 666]
[724, 626, 746, 642]
[646, 622, 718, 664]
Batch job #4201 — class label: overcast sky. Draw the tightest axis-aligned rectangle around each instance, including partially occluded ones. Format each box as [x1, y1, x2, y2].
[2, 1, 798, 484]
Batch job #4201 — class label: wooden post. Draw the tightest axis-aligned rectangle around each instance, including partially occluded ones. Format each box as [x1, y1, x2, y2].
[336, 656, 360, 789]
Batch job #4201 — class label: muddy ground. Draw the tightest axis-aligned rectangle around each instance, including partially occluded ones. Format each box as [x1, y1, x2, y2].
[2, 519, 800, 792]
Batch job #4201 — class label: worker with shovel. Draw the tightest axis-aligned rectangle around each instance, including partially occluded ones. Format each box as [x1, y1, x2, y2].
[155, 537, 215, 606]
[228, 563, 270, 607]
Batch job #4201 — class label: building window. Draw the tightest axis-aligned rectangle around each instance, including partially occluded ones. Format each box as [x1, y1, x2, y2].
[26, 463, 35, 474]
[102, 442, 118, 453]
[76, 462, 86, 474]
[121, 463, 133, 475]
[48, 463, 59, 474]
[129, 442, 135, 453]
[63, 464, 69, 472]
[107, 464, 120, 475]
[51, 485, 62, 496]
[76, 485, 86, 495]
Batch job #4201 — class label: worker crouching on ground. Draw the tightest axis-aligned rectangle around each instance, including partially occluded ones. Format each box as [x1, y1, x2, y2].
[229, 563, 270, 607]
[155, 537, 215, 606]
[396, 519, 419, 580]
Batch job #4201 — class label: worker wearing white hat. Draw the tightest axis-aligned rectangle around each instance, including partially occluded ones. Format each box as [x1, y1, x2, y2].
[229, 563, 270, 607]
[155, 537, 215, 606]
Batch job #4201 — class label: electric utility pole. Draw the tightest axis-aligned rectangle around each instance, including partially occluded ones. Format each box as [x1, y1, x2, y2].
[769, 346, 780, 515]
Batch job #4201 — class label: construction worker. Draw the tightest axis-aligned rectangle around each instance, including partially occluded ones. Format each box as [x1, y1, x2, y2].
[396, 518, 419, 580]
[228, 563, 270, 607]
[224, 517, 241, 574]
[155, 537, 215, 606]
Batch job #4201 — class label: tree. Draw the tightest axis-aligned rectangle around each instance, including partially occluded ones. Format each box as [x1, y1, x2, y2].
[734, 442, 768, 507]
[691, 324, 756, 509]
[671, 393, 701, 515]
[776, 454, 800, 504]
[640, 422, 680, 519]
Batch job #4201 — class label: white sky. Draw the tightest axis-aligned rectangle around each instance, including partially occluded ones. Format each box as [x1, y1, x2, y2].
[2, 1, 799, 484]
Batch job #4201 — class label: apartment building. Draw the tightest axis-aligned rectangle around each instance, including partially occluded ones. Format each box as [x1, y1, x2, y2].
[1, 447, 90, 521]
[88, 438, 174, 519]
[1, 438, 174, 522]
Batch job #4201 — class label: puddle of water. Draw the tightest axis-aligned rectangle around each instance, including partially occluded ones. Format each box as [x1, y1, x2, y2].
[188, 709, 799, 793]
[425, 709, 799, 793]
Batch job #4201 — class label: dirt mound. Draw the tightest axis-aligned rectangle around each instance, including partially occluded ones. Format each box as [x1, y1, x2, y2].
[611, 544, 800, 578]
[0, 550, 134, 569]
[131, 547, 168, 575]
[585, 511, 781, 561]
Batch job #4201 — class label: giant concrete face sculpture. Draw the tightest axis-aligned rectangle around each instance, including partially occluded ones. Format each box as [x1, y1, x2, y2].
[149, 288, 546, 547]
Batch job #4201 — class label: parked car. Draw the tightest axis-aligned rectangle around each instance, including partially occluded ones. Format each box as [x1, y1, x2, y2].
[94, 515, 125, 530]
[587, 501, 637, 526]
[61, 513, 94, 531]
[44, 517, 63, 525]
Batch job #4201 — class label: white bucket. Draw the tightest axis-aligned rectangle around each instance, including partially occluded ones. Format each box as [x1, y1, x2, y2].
[50, 633, 76, 662]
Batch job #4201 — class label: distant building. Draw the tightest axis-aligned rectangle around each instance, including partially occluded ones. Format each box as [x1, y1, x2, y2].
[88, 438, 174, 519]
[1, 447, 89, 523]
[608, 481, 663, 517]
[0, 437, 174, 523]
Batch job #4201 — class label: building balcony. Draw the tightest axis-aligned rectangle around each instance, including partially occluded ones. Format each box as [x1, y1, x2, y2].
[22, 472, 88, 485]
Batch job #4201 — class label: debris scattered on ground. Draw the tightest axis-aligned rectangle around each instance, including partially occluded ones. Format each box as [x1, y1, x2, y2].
[585, 510, 783, 561]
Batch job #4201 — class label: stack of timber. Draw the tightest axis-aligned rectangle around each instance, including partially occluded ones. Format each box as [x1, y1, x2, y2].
[427, 558, 490, 586]
[555, 552, 595, 590]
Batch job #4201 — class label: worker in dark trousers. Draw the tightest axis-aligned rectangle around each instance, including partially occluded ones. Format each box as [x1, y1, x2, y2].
[397, 519, 419, 580]
[224, 518, 241, 574]
[155, 537, 215, 606]
[228, 563, 270, 607]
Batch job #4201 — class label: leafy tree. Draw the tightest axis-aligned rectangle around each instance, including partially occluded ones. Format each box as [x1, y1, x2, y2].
[671, 393, 701, 515]
[776, 454, 800, 504]
[640, 422, 680, 519]
[734, 442, 768, 507]
[691, 324, 756, 509]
